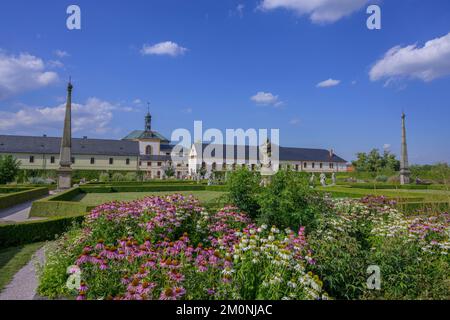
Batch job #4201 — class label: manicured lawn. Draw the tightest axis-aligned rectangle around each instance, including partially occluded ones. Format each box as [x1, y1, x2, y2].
[72, 191, 228, 206]
[317, 186, 450, 201]
[0, 242, 44, 292]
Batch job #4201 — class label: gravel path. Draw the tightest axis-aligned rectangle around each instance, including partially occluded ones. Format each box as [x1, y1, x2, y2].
[0, 247, 46, 300]
[0, 199, 47, 223]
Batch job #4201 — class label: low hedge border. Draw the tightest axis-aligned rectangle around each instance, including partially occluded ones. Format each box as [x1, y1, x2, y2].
[86, 180, 206, 186]
[337, 183, 449, 191]
[0, 214, 85, 249]
[0, 187, 49, 211]
[396, 201, 450, 215]
[30, 185, 228, 217]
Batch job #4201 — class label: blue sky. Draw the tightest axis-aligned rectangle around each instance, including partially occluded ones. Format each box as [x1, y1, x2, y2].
[0, 0, 449, 164]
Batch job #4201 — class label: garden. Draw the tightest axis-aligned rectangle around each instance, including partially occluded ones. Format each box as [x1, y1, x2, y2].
[34, 169, 449, 300]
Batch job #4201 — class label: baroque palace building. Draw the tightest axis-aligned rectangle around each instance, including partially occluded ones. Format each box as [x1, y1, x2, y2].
[0, 84, 348, 179]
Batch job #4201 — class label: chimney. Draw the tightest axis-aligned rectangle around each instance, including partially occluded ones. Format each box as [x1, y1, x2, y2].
[329, 149, 334, 158]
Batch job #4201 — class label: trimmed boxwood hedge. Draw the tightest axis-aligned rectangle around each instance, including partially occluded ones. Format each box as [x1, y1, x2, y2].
[0, 214, 85, 249]
[396, 201, 450, 214]
[0, 187, 49, 210]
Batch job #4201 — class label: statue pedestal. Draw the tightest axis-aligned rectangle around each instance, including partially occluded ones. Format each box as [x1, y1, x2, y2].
[260, 167, 274, 186]
[57, 167, 72, 190]
[400, 169, 411, 185]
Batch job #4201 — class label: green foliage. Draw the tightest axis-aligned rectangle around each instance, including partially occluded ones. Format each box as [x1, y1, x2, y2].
[99, 172, 110, 182]
[410, 163, 450, 184]
[375, 175, 388, 183]
[0, 215, 85, 249]
[0, 155, 21, 184]
[226, 167, 261, 218]
[352, 149, 400, 174]
[164, 166, 176, 178]
[258, 170, 329, 233]
[124, 172, 138, 181]
[111, 172, 125, 182]
[309, 233, 367, 299]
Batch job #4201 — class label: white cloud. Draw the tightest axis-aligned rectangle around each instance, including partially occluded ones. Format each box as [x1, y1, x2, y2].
[0, 51, 59, 99]
[54, 50, 70, 58]
[289, 118, 300, 125]
[316, 78, 341, 88]
[47, 60, 64, 68]
[0, 98, 124, 135]
[182, 107, 193, 114]
[369, 32, 450, 83]
[383, 143, 391, 151]
[258, 0, 369, 23]
[141, 41, 188, 57]
[133, 99, 142, 105]
[250, 91, 283, 106]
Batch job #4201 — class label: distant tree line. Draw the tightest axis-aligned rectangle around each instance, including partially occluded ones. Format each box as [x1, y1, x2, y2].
[352, 149, 400, 173]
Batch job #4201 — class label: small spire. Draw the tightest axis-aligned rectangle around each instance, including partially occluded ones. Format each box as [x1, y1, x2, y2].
[68, 76, 73, 91]
[145, 102, 152, 131]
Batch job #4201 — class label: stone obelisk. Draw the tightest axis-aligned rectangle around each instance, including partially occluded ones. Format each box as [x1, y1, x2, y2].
[57, 80, 73, 190]
[400, 113, 411, 185]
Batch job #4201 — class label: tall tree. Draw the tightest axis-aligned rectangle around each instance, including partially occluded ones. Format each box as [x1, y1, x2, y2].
[0, 155, 21, 184]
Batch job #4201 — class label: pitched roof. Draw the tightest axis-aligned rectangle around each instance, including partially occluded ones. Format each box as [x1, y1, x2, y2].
[0, 135, 140, 156]
[193, 143, 347, 163]
[122, 130, 170, 143]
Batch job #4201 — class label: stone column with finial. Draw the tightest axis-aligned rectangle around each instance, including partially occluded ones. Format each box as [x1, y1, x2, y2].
[400, 112, 411, 185]
[57, 80, 73, 190]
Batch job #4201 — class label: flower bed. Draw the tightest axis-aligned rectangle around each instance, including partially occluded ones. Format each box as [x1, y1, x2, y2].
[38, 194, 326, 300]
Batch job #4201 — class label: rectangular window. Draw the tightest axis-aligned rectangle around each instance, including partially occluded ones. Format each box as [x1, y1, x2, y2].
[90, 158, 95, 165]
[296, 164, 299, 171]
[312, 163, 315, 169]
[109, 158, 114, 165]
[303, 162, 307, 168]
[126, 158, 130, 165]
[50, 156, 55, 164]
[157, 162, 162, 166]
[71, 157, 75, 164]
[329, 163, 334, 169]
[320, 163, 323, 169]
[29, 155, 34, 163]
[147, 162, 152, 167]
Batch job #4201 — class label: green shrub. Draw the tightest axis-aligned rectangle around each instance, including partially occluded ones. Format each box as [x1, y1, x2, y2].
[0, 215, 85, 249]
[258, 170, 329, 233]
[226, 168, 261, 219]
[309, 233, 367, 299]
[375, 175, 388, 183]
[0, 155, 21, 184]
[124, 172, 138, 181]
[111, 172, 125, 182]
[99, 172, 110, 182]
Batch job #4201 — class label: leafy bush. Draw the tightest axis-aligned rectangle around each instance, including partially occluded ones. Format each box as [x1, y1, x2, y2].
[111, 173, 125, 182]
[375, 175, 388, 182]
[99, 172, 110, 182]
[258, 170, 329, 233]
[0, 155, 21, 184]
[124, 172, 138, 181]
[226, 168, 261, 219]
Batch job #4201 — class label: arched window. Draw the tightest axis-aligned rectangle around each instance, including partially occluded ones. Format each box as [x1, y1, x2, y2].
[145, 145, 152, 155]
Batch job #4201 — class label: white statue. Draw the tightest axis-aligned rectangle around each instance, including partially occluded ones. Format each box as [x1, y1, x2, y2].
[309, 173, 316, 185]
[331, 173, 336, 185]
[320, 173, 327, 187]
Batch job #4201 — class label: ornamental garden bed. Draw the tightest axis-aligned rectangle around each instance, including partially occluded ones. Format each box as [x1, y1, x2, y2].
[37, 194, 450, 300]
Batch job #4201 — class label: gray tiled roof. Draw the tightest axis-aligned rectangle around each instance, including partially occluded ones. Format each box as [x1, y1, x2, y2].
[0, 135, 140, 156]
[195, 143, 347, 163]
